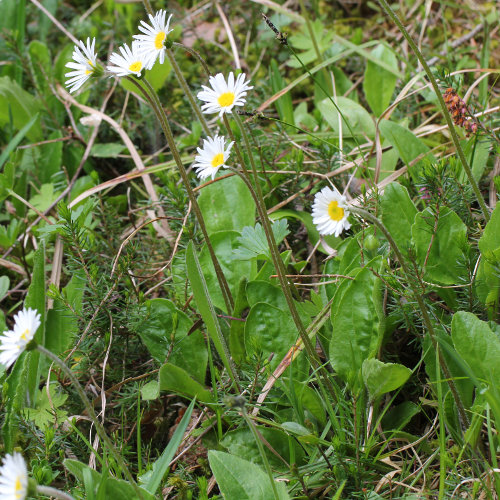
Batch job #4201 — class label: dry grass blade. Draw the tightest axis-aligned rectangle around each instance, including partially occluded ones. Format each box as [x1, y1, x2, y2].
[57, 84, 176, 245]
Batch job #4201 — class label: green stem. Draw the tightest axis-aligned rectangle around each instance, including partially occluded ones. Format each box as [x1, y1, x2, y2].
[226, 113, 339, 403]
[241, 407, 281, 500]
[376, 0, 490, 223]
[126, 76, 234, 313]
[36, 345, 144, 499]
[349, 206, 470, 428]
[141, 0, 153, 16]
[166, 49, 211, 136]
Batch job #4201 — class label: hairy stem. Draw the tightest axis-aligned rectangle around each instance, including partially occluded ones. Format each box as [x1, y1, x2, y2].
[225, 112, 339, 403]
[36, 485, 76, 500]
[166, 49, 211, 136]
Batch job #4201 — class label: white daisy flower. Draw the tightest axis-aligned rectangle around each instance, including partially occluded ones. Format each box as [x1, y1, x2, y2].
[0, 307, 41, 369]
[312, 186, 351, 237]
[65, 37, 99, 93]
[197, 72, 253, 117]
[133, 9, 173, 70]
[0, 452, 28, 500]
[193, 135, 234, 180]
[107, 41, 150, 77]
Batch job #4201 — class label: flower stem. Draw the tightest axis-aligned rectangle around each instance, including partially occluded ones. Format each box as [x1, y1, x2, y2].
[349, 206, 470, 428]
[376, 0, 490, 223]
[36, 345, 144, 499]
[141, 0, 153, 16]
[125, 76, 234, 313]
[36, 485, 76, 500]
[226, 112, 339, 403]
[166, 49, 211, 136]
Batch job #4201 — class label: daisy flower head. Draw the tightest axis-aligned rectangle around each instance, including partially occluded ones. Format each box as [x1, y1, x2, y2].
[312, 186, 351, 237]
[193, 135, 234, 180]
[0, 307, 41, 369]
[65, 37, 100, 93]
[0, 452, 28, 500]
[107, 41, 151, 78]
[133, 9, 173, 70]
[197, 72, 253, 117]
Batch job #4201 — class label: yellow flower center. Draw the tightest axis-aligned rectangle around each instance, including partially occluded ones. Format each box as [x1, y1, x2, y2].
[85, 60, 94, 75]
[211, 153, 224, 168]
[129, 61, 143, 73]
[15, 476, 23, 498]
[217, 92, 235, 108]
[328, 201, 344, 221]
[154, 31, 166, 50]
[20, 328, 30, 341]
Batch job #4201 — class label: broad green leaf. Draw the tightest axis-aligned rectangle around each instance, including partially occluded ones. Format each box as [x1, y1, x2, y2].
[319, 96, 375, 138]
[329, 261, 384, 392]
[245, 303, 299, 372]
[221, 426, 305, 469]
[478, 203, 500, 263]
[64, 459, 154, 500]
[246, 281, 287, 310]
[412, 207, 467, 284]
[363, 44, 398, 116]
[469, 138, 492, 182]
[141, 399, 195, 494]
[141, 380, 160, 401]
[362, 358, 411, 401]
[199, 231, 254, 312]
[134, 298, 206, 383]
[381, 183, 418, 257]
[379, 119, 433, 174]
[475, 259, 500, 308]
[381, 402, 420, 431]
[198, 175, 255, 236]
[25, 245, 45, 405]
[0, 77, 42, 140]
[159, 363, 213, 403]
[451, 312, 500, 389]
[208, 450, 290, 500]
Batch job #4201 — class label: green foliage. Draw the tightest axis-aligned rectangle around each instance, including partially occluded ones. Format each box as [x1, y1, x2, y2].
[330, 261, 385, 392]
[234, 220, 290, 261]
[208, 450, 290, 500]
[23, 383, 68, 429]
[1, 2, 498, 498]
[363, 43, 399, 116]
